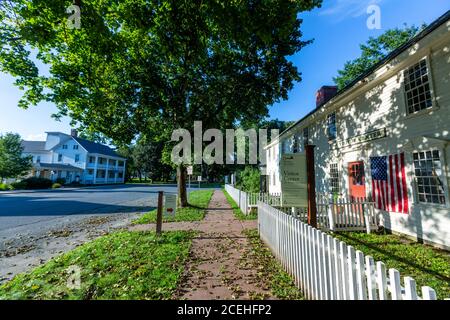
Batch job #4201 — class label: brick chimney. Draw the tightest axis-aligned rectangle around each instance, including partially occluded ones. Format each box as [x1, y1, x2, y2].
[316, 86, 338, 108]
[70, 129, 78, 137]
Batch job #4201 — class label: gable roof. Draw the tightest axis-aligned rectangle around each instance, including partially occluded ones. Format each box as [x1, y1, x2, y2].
[21, 141, 47, 153]
[273, 10, 450, 145]
[72, 137, 124, 158]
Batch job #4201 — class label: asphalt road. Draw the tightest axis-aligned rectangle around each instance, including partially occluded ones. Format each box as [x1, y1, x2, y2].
[0, 184, 196, 244]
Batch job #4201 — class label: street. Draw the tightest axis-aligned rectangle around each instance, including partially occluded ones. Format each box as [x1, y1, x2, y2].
[0, 184, 200, 283]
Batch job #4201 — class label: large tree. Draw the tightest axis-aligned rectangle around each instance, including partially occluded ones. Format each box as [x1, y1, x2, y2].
[334, 24, 426, 89]
[0, 133, 32, 181]
[0, 0, 321, 206]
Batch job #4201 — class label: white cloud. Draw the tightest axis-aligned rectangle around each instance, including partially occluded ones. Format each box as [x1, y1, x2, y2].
[319, 0, 385, 20]
[25, 133, 46, 141]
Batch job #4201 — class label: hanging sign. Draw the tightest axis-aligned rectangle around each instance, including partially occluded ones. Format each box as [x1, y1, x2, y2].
[280, 153, 308, 207]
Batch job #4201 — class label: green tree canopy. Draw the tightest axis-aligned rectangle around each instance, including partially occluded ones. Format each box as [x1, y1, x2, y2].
[0, 0, 321, 205]
[0, 133, 32, 181]
[333, 24, 426, 90]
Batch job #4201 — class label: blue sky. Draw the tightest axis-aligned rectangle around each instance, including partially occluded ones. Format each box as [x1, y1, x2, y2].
[1, 0, 449, 141]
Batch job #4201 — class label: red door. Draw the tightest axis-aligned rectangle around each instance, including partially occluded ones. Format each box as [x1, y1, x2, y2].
[348, 161, 366, 199]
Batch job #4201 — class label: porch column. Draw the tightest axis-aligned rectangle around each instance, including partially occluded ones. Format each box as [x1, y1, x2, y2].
[93, 156, 98, 184]
[105, 158, 109, 184]
[114, 160, 118, 183]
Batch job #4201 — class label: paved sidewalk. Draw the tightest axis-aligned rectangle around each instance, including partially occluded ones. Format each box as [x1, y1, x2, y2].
[131, 190, 275, 299]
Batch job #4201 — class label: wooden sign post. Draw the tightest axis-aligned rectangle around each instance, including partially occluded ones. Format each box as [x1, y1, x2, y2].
[306, 145, 317, 228]
[156, 191, 163, 235]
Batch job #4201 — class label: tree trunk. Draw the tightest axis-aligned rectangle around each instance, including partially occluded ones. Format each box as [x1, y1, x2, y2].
[177, 165, 188, 208]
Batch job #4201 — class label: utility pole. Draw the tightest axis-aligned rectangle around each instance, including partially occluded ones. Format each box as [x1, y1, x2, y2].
[306, 145, 317, 228]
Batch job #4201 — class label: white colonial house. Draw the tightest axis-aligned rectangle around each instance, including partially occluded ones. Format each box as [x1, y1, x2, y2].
[21, 130, 126, 185]
[266, 11, 450, 249]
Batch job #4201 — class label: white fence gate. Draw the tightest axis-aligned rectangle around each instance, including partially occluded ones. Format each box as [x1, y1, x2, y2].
[258, 201, 437, 300]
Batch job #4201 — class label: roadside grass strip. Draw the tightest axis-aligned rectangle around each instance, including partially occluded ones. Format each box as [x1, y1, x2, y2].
[133, 190, 214, 224]
[333, 231, 450, 300]
[243, 229, 303, 300]
[223, 189, 257, 221]
[0, 231, 193, 300]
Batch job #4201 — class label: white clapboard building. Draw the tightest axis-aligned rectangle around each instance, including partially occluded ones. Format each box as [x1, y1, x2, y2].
[265, 11, 450, 249]
[21, 130, 126, 185]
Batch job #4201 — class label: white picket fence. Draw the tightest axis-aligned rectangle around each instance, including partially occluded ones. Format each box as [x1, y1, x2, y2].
[224, 184, 249, 214]
[225, 185, 378, 233]
[258, 201, 438, 300]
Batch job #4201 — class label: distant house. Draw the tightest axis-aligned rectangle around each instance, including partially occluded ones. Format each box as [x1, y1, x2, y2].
[21, 130, 126, 184]
[265, 11, 450, 249]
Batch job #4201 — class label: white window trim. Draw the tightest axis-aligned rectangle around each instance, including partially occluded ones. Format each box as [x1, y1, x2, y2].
[403, 55, 440, 120]
[404, 139, 450, 209]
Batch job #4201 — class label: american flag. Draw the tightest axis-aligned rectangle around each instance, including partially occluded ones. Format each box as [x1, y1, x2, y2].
[370, 153, 409, 214]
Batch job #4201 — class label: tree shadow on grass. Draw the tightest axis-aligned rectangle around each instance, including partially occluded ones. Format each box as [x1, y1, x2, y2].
[335, 232, 450, 283]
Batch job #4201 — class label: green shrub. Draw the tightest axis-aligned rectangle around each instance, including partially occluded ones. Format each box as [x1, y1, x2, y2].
[12, 177, 53, 190]
[52, 183, 62, 189]
[55, 178, 66, 185]
[236, 166, 260, 193]
[0, 183, 12, 191]
[10, 181, 27, 190]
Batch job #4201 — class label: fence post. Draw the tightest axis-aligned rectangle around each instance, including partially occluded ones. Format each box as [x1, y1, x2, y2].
[306, 145, 317, 228]
[328, 194, 335, 232]
[156, 191, 163, 235]
[363, 201, 371, 234]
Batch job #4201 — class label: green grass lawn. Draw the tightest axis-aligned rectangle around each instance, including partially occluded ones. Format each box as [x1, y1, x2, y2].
[0, 231, 193, 300]
[133, 190, 214, 224]
[223, 189, 257, 221]
[333, 232, 450, 300]
[243, 229, 303, 299]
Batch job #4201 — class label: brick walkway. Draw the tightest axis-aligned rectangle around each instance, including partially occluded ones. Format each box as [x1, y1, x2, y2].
[130, 190, 275, 299]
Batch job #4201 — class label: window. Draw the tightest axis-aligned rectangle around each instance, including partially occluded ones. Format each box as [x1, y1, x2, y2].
[98, 157, 105, 165]
[87, 169, 94, 175]
[118, 160, 124, 167]
[62, 145, 68, 150]
[108, 171, 115, 178]
[89, 156, 95, 163]
[36, 156, 41, 163]
[327, 113, 337, 141]
[330, 163, 340, 194]
[291, 135, 300, 153]
[413, 150, 446, 204]
[404, 59, 433, 115]
[75, 154, 80, 162]
[303, 127, 309, 146]
[109, 159, 116, 166]
[58, 154, 62, 162]
[73, 145, 79, 150]
[118, 172, 123, 179]
[96, 170, 106, 178]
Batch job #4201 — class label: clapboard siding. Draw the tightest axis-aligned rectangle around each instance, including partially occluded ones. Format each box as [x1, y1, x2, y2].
[267, 18, 450, 248]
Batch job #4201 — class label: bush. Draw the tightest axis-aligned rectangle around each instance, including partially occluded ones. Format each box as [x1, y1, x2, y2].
[55, 178, 66, 185]
[10, 181, 27, 190]
[12, 177, 53, 190]
[52, 183, 62, 189]
[236, 166, 260, 193]
[0, 183, 12, 191]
